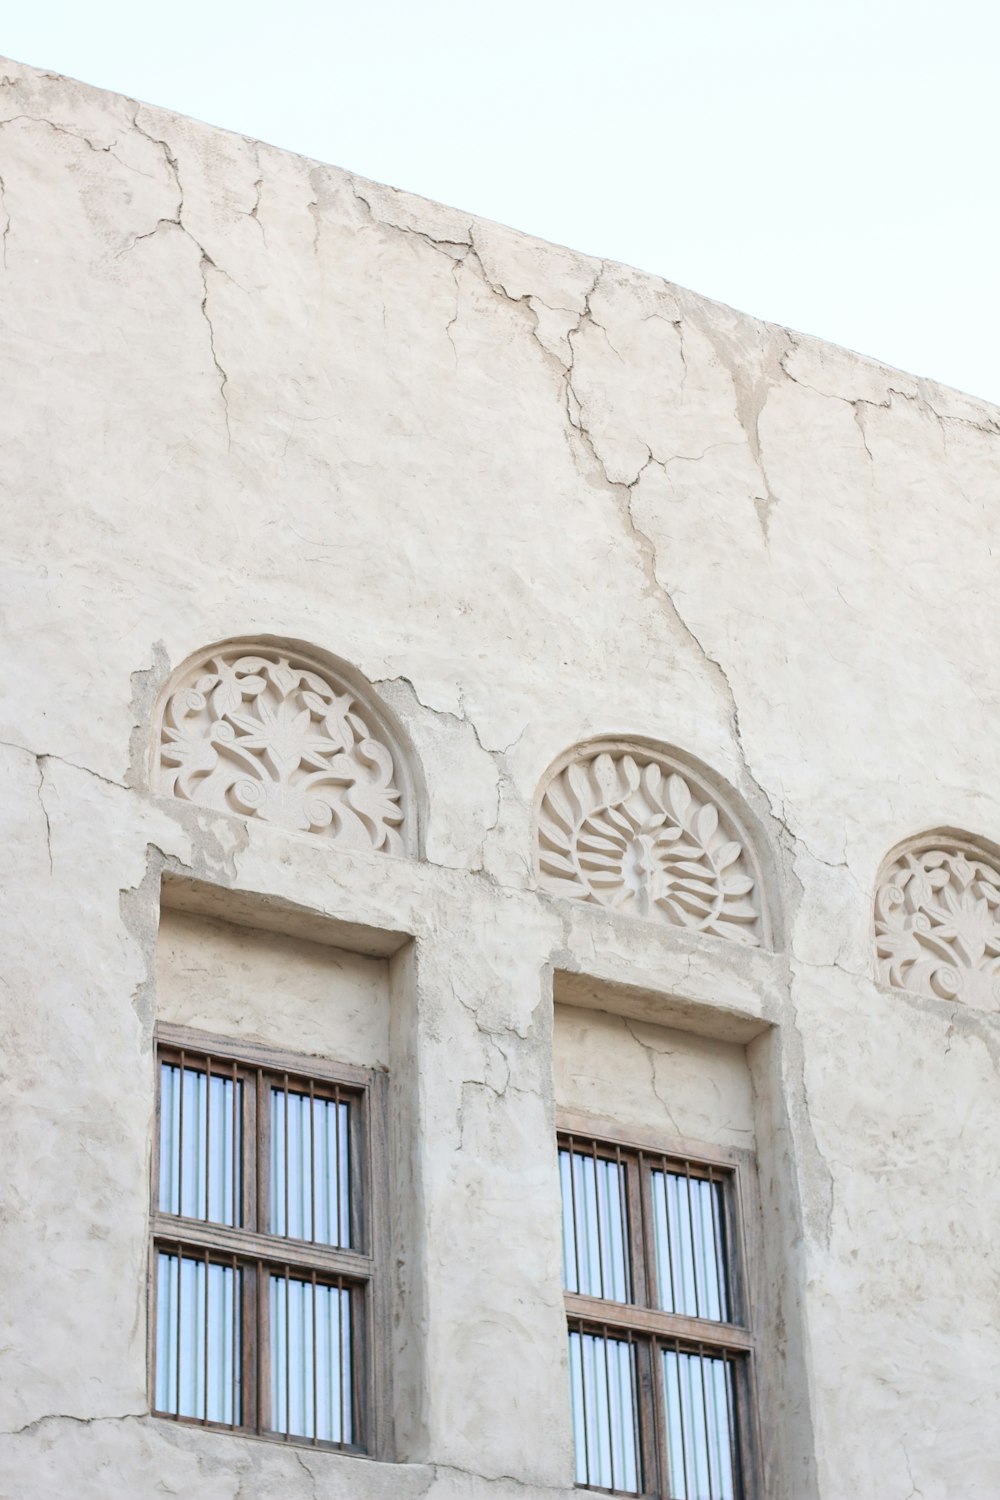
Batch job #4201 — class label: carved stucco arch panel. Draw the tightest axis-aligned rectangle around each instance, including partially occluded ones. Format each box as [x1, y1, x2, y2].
[152, 637, 419, 857]
[534, 738, 774, 949]
[874, 829, 1000, 1010]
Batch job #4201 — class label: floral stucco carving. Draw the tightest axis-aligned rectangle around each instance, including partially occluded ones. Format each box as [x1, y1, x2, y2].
[536, 744, 767, 945]
[874, 838, 1000, 1009]
[156, 645, 409, 854]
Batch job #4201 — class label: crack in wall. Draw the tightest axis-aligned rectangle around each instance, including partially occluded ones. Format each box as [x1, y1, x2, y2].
[677, 302, 793, 543]
[346, 178, 599, 390]
[29, 120, 991, 900]
[292, 1447, 318, 1498]
[117, 106, 233, 446]
[852, 402, 874, 465]
[340, 176, 802, 771]
[622, 1020, 684, 1136]
[199, 254, 232, 448]
[431, 1459, 569, 1492]
[601, 456, 792, 844]
[777, 342, 1000, 446]
[306, 171, 322, 256]
[455, 1077, 537, 1156]
[3, 88, 809, 891]
[0, 1411, 559, 1497]
[244, 142, 266, 244]
[903, 1446, 925, 1500]
[0, 111, 156, 178]
[349, 179, 474, 266]
[780, 1005, 836, 1250]
[448, 977, 535, 1048]
[35, 755, 53, 875]
[444, 257, 461, 364]
[4, 83, 995, 1500]
[0, 736, 129, 793]
[4, 1409, 147, 1438]
[0, 169, 8, 270]
[500, 270, 778, 764]
[458, 260, 801, 853]
[375, 673, 508, 862]
[877, 983, 1000, 1079]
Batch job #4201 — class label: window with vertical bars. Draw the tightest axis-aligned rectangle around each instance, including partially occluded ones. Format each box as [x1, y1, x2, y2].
[559, 1128, 758, 1499]
[150, 1025, 385, 1455]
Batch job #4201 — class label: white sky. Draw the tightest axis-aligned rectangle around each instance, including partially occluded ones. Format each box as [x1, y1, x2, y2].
[8, 1, 1000, 403]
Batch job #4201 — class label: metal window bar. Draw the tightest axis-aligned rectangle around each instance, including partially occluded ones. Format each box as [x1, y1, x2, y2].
[154, 1041, 373, 1452]
[568, 1323, 641, 1494]
[661, 1341, 740, 1500]
[154, 1249, 241, 1426]
[558, 1135, 750, 1498]
[159, 1060, 242, 1227]
[270, 1082, 351, 1247]
[559, 1142, 630, 1302]
[650, 1161, 730, 1323]
[269, 1270, 353, 1446]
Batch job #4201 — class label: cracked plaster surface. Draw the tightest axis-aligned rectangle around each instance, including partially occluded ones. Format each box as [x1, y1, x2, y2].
[1, 53, 999, 1500]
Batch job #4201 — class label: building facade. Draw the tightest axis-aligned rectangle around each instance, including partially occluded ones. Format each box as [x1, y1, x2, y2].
[1, 55, 998, 1500]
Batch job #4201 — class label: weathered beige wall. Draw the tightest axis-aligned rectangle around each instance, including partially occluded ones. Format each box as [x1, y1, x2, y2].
[156, 906, 390, 1068]
[0, 53, 998, 1500]
[554, 1002, 754, 1151]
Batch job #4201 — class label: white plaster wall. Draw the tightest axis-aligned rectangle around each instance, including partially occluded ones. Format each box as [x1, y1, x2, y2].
[156, 907, 390, 1068]
[0, 52, 997, 1500]
[553, 1002, 755, 1151]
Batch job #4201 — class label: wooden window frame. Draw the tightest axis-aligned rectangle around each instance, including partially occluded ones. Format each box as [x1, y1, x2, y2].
[149, 1023, 391, 1459]
[558, 1107, 764, 1499]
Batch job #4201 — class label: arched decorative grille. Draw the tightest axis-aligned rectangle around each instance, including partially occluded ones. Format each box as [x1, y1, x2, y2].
[875, 833, 1000, 1008]
[154, 642, 413, 856]
[536, 741, 769, 947]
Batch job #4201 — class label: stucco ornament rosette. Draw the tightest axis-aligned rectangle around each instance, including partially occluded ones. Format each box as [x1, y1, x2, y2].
[537, 747, 764, 944]
[875, 840, 1000, 1009]
[157, 647, 407, 853]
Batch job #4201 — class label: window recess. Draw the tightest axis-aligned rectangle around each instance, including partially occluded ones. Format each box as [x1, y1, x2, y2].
[559, 1127, 760, 1499]
[150, 1025, 387, 1456]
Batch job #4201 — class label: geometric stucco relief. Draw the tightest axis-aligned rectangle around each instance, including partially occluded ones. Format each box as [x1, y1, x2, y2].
[156, 644, 409, 855]
[537, 743, 767, 946]
[874, 837, 1000, 1009]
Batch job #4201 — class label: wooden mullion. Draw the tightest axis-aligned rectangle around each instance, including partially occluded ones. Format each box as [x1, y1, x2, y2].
[151, 1054, 164, 1216]
[635, 1332, 661, 1500]
[625, 1149, 647, 1309]
[726, 1161, 751, 1331]
[564, 1292, 753, 1354]
[730, 1156, 764, 1494]
[243, 1071, 257, 1234]
[349, 1086, 366, 1255]
[148, 1240, 160, 1416]
[637, 1152, 661, 1312]
[148, 1050, 163, 1418]
[254, 1259, 268, 1435]
[151, 1213, 375, 1279]
[731, 1350, 757, 1500]
[353, 1279, 367, 1453]
[256, 1069, 269, 1237]
[367, 1069, 391, 1457]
